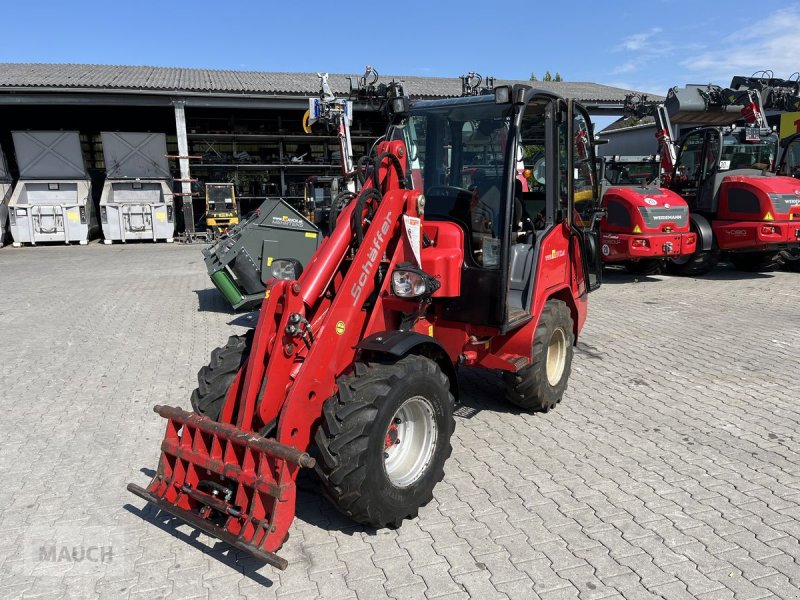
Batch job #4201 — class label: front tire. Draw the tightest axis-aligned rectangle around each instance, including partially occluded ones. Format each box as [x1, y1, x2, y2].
[729, 251, 783, 272]
[190, 332, 252, 421]
[502, 299, 574, 412]
[315, 355, 455, 528]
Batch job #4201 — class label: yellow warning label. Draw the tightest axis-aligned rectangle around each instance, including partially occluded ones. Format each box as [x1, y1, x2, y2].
[632, 225, 642, 233]
[551, 249, 557, 258]
[428, 325, 434, 337]
[156, 212, 166, 222]
[335, 321, 345, 335]
[265, 290, 271, 299]
[764, 212, 774, 221]
[267, 257, 273, 266]
[780, 111, 800, 139]
[282, 215, 289, 221]
[305, 232, 317, 238]
[67, 211, 79, 223]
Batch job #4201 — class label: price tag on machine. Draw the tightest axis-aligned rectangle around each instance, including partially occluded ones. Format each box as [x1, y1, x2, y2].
[403, 215, 422, 266]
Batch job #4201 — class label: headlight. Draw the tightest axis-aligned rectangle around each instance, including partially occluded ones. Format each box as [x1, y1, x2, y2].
[270, 258, 303, 281]
[391, 267, 440, 298]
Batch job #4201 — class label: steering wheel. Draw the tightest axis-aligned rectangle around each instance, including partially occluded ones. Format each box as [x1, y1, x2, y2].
[425, 185, 473, 200]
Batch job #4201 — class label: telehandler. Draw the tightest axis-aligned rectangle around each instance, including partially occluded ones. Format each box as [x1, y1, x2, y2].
[128, 85, 604, 569]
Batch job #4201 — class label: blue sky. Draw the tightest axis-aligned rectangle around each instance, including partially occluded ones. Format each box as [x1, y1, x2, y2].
[2, 0, 797, 98]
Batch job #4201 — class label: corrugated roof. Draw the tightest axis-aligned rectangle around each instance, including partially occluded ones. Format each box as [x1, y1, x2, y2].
[600, 115, 656, 133]
[0, 63, 655, 104]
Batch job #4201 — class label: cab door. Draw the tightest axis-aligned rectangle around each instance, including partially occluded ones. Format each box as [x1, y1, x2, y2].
[567, 99, 602, 292]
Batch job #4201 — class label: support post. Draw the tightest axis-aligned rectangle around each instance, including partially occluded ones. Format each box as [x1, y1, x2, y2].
[173, 99, 195, 233]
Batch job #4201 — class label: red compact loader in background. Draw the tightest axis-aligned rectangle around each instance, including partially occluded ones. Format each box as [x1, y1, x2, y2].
[128, 86, 604, 569]
[593, 154, 696, 275]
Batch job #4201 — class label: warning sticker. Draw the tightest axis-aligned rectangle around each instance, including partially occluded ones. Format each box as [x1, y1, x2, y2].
[403, 215, 422, 266]
[601, 244, 610, 256]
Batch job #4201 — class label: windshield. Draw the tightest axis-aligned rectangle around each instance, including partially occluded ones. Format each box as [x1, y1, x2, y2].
[780, 137, 800, 178]
[604, 161, 659, 186]
[395, 99, 513, 267]
[207, 185, 235, 211]
[719, 133, 777, 171]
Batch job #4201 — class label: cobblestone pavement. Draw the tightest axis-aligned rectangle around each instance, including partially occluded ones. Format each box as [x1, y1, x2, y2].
[1, 243, 800, 600]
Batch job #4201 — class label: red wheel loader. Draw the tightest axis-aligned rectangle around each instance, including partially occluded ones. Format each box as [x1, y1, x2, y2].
[128, 86, 604, 569]
[777, 131, 800, 270]
[593, 155, 696, 275]
[664, 82, 800, 274]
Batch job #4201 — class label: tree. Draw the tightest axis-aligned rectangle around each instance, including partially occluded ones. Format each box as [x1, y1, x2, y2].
[530, 71, 564, 82]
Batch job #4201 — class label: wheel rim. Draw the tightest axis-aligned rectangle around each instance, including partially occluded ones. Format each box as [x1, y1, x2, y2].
[383, 396, 438, 488]
[546, 327, 567, 386]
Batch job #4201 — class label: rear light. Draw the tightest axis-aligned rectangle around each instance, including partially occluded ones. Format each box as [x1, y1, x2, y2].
[79, 206, 87, 224]
[167, 205, 174, 222]
[100, 206, 108, 224]
[631, 238, 649, 248]
[761, 225, 778, 235]
[686, 234, 696, 244]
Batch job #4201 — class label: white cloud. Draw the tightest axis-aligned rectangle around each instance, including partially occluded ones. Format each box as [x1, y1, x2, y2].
[616, 28, 663, 52]
[681, 6, 800, 82]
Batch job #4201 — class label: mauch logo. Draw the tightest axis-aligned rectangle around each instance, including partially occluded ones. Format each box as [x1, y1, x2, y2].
[39, 545, 113, 563]
[271, 215, 305, 228]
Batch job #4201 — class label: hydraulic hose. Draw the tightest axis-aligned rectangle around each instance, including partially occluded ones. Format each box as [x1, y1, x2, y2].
[350, 187, 383, 247]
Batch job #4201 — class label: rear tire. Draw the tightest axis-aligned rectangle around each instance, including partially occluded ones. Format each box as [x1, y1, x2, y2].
[623, 259, 663, 275]
[665, 244, 719, 276]
[781, 249, 800, 272]
[190, 332, 252, 421]
[314, 354, 455, 529]
[502, 299, 574, 412]
[729, 251, 783, 272]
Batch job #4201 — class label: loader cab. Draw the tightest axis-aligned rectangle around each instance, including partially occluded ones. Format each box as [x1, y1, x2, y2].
[396, 89, 601, 329]
[671, 126, 778, 212]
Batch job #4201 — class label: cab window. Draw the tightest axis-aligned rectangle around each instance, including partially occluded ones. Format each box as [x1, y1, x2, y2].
[675, 130, 706, 187]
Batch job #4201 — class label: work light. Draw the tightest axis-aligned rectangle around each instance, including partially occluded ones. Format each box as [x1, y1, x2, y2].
[270, 258, 303, 281]
[391, 267, 440, 298]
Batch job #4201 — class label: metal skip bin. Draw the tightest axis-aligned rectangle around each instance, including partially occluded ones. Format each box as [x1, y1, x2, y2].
[0, 144, 11, 247]
[99, 132, 174, 243]
[9, 131, 93, 246]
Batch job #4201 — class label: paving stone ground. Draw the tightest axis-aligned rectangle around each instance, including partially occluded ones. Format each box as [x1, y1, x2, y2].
[1, 242, 800, 600]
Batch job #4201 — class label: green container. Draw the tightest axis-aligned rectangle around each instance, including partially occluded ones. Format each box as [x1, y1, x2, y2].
[210, 270, 244, 307]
